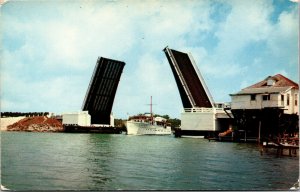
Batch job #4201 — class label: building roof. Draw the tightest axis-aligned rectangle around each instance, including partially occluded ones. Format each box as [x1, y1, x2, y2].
[246, 74, 298, 89]
[231, 74, 298, 96]
[230, 87, 293, 96]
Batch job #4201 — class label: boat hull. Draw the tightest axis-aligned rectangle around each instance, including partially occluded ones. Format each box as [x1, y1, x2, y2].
[63, 124, 123, 134]
[126, 121, 172, 135]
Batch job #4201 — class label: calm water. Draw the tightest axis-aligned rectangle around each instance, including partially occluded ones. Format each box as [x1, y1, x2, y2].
[1, 132, 299, 190]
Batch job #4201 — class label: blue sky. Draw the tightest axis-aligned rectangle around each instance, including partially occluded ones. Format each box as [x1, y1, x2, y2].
[1, 0, 299, 119]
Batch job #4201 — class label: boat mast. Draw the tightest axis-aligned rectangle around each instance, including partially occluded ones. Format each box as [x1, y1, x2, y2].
[150, 96, 153, 123]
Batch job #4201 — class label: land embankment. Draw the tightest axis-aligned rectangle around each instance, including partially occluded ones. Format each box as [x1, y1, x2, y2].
[2, 116, 63, 132]
[1, 117, 25, 131]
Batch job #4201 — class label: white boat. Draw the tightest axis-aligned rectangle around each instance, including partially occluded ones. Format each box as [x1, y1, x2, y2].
[126, 114, 172, 135]
[126, 96, 172, 135]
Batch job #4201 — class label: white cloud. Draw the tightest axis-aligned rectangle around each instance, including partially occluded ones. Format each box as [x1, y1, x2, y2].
[173, 0, 275, 81]
[113, 52, 181, 117]
[1, 0, 298, 118]
[215, 0, 272, 53]
[266, 8, 298, 66]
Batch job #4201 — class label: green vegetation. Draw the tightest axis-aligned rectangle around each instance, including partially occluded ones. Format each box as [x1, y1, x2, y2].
[114, 119, 127, 129]
[115, 114, 181, 129]
[153, 114, 181, 128]
[167, 118, 181, 128]
[1, 112, 49, 117]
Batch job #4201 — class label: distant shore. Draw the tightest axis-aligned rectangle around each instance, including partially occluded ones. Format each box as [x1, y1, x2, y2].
[1, 116, 63, 132]
[1, 117, 26, 131]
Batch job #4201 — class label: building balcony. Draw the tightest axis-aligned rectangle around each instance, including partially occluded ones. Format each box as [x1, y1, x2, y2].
[231, 100, 286, 110]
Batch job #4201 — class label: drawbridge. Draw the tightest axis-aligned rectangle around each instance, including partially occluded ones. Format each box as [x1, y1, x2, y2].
[82, 57, 125, 125]
[163, 47, 232, 137]
[163, 47, 214, 109]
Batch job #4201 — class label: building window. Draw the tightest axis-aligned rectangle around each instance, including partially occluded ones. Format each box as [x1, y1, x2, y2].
[281, 94, 284, 101]
[267, 79, 275, 86]
[262, 95, 270, 101]
[251, 94, 256, 101]
[295, 94, 298, 106]
[287, 94, 290, 106]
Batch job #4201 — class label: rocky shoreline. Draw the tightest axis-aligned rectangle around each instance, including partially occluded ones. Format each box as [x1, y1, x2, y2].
[6, 116, 63, 132]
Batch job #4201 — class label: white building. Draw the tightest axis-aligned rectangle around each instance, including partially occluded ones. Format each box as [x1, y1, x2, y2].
[62, 111, 91, 126]
[62, 111, 115, 127]
[180, 106, 231, 134]
[230, 74, 298, 114]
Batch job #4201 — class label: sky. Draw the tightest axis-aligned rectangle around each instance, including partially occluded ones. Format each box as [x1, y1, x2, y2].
[1, 0, 299, 119]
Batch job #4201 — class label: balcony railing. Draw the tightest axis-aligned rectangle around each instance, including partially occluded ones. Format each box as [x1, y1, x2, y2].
[231, 100, 286, 109]
[261, 100, 285, 108]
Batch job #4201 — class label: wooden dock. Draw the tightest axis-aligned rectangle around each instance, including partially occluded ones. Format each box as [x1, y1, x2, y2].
[207, 136, 234, 142]
[260, 137, 299, 157]
[207, 136, 258, 143]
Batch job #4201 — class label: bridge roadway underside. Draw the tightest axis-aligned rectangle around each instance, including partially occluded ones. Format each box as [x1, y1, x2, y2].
[164, 48, 212, 108]
[82, 57, 125, 124]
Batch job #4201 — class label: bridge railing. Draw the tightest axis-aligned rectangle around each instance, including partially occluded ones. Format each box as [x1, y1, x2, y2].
[183, 108, 213, 113]
[183, 107, 227, 113]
